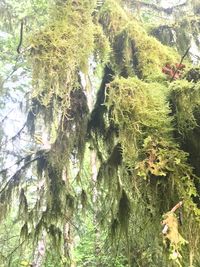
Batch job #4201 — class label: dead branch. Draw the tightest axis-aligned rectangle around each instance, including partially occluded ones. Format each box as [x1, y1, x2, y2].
[11, 122, 27, 142]
[161, 201, 183, 235]
[0, 150, 49, 195]
[0, 122, 27, 148]
[0, 108, 15, 124]
[0, 148, 49, 179]
[170, 201, 183, 213]
[170, 46, 190, 82]
[17, 20, 24, 54]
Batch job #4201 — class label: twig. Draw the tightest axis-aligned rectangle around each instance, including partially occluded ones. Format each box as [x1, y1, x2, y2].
[11, 122, 27, 141]
[170, 46, 190, 82]
[189, 52, 200, 60]
[0, 108, 15, 124]
[0, 151, 35, 175]
[0, 61, 19, 88]
[5, 240, 25, 261]
[0, 122, 27, 150]
[17, 20, 24, 54]
[0, 152, 48, 195]
[0, 235, 19, 243]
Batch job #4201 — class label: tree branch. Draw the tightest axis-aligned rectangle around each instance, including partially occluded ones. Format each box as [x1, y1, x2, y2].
[0, 108, 15, 124]
[5, 240, 25, 261]
[0, 151, 34, 176]
[170, 46, 190, 82]
[17, 20, 24, 54]
[0, 150, 49, 195]
[171, 201, 183, 213]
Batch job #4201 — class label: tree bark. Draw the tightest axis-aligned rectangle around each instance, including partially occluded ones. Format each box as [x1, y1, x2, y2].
[62, 168, 76, 267]
[32, 233, 46, 267]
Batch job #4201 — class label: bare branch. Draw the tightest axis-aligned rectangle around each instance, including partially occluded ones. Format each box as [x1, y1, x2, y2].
[0, 150, 49, 195]
[170, 46, 190, 82]
[17, 20, 24, 54]
[0, 151, 34, 176]
[171, 201, 183, 213]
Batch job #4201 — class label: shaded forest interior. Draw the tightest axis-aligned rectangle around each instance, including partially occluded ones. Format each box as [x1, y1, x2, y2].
[0, 0, 200, 266]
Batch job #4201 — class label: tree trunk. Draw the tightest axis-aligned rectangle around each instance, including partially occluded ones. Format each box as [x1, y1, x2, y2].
[63, 222, 76, 267]
[32, 233, 46, 267]
[91, 150, 101, 264]
[62, 168, 76, 267]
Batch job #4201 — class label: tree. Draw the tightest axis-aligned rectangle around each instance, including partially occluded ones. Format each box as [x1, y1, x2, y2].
[0, 0, 200, 266]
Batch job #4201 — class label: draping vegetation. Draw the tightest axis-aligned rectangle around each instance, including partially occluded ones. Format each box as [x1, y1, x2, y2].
[0, 0, 200, 266]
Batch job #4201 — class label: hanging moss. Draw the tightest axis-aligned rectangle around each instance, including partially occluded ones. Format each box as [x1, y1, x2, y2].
[118, 189, 130, 233]
[170, 79, 200, 136]
[97, 73, 200, 265]
[29, 1, 95, 110]
[99, 0, 178, 81]
[2, 0, 200, 265]
[105, 76, 172, 165]
[149, 10, 200, 58]
[175, 18, 200, 54]
[169, 76, 200, 198]
[151, 25, 176, 47]
[93, 24, 111, 64]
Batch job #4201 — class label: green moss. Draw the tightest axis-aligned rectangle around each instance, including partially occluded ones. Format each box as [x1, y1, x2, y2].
[170, 79, 200, 135]
[29, 1, 95, 109]
[99, 0, 178, 81]
[126, 22, 178, 81]
[105, 75, 200, 264]
[93, 24, 111, 64]
[99, 0, 128, 38]
[106, 76, 172, 164]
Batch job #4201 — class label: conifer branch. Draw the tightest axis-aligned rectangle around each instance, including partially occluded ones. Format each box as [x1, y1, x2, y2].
[0, 108, 15, 124]
[0, 149, 49, 194]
